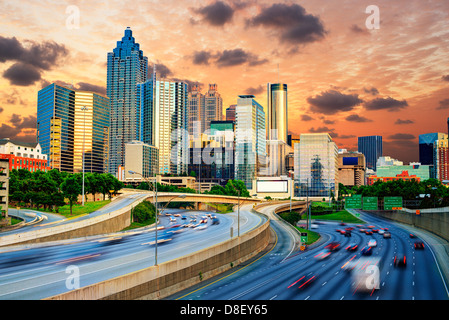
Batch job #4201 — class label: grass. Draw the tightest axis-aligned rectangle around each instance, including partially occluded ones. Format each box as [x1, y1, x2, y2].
[294, 227, 320, 245]
[310, 209, 364, 224]
[206, 203, 234, 214]
[54, 200, 111, 218]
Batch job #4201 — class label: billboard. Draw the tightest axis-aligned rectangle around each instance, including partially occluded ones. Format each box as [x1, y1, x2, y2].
[256, 180, 288, 193]
[343, 157, 359, 166]
[384, 197, 403, 210]
[345, 194, 362, 209]
[363, 197, 378, 210]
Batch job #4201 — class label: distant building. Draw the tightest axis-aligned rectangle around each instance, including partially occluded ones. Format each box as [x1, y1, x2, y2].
[226, 104, 236, 122]
[367, 171, 420, 185]
[0, 139, 50, 172]
[434, 137, 449, 183]
[358, 135, 382, 171]
[0, 159, 9, 226]
[376, 163, 431, 181]
[377, 156, 403, 167]
[188, 85, 204, 135]
[419, 132, 447, 178]
[203, 84, 223, 133]
[124, 141, 159, 180]
[337, 152, 366, 187]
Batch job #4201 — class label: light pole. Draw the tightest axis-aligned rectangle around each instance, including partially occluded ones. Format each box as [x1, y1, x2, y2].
[81, 106, 88, 206]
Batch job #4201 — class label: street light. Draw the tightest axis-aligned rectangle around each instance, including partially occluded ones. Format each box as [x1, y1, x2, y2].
[81, 106, 88, 206]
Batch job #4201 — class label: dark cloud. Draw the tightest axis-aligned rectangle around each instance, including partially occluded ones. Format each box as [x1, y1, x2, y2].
[247, 3, 326, 45]
[364, 97, 408, 112]
[192, 50, 213, 65]
[301, 114, 314, 121]
[345, 114, 373, 122]
[363, 87, 379, 96]
[395, 119, 414, 125]
[323, 119, 335, 124]
[436, 98, 449, 110]
[0, 107, 3, 113]
[245, 85, 264, 95]
[308, 126, 334, 133]
[0, 36, 68, 86]
[0, 114, 37, 142]
[3, 62, 42, 86]
[388, 133, 415, 140]
[442, 75, 449, 82]
[76, 82, 107, 96]
[151, 62, 173, 79]
[215, 48, 268, 67]
[194, 1, 234, 26]
[350, 24, 367, 34]
[171, 78, 204, 92]
[307, 90, 363, 115]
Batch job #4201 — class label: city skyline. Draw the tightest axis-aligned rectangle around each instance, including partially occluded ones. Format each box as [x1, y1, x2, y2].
[1, 0, 449, 164]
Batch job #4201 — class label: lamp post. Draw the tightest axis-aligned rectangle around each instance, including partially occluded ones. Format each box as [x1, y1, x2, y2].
[81, 106, 88, 206]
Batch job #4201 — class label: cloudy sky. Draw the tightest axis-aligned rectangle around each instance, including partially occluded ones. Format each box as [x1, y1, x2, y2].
[1, 0, 449, 163]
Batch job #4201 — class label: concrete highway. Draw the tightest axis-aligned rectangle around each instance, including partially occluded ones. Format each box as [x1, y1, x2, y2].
[0, 205, 265, 300]
[170, 207, 449, 300]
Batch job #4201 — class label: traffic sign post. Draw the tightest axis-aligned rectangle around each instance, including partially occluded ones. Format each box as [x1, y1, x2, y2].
[345, 194, 362, 209]
[363, 197, 378, 211]
[300, 232, 308, 244]
[384, 197, 403, 210]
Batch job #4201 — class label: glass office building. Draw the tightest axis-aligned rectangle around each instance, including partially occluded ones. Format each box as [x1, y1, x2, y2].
[419, 132, 447, 165]
[37, 84, 110, 173]
[37, 83, 75, 172]
[234, 95, 266, 189]
[137, 78, 188, 175]
[107, 27, 148, 177]
[294, 133, 338, 198]
[267, 83, 288, 143]
[358, 135, 382, 171]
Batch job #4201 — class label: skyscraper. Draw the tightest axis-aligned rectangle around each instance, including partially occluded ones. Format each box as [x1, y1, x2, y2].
[267, 83, 288, 142]
[294, 133, 338, 198]
[37, 83, 110, 173]
[188, 85, 204, 135]
[234, 95, 266, 188]
[226, 104, 236, 122]
[433, 135, 449, 182]
[419, 132, 447, 165]
[203, 84, 223, 133]
[107, 27, 148, 176]
[358, 135, 382, 171]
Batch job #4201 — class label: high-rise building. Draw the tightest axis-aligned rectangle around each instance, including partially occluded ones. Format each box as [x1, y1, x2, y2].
[203, 84, 223, 133]
[337, 152, 365, 187]
[358, 135, 382, 171]
[234, 95, 266, 188]
[434, 136, 449, 182]
[267, 83, 288, 143]
[188, 85, 204, 135]
[138, 77, 188, 175]
[294, 133, 338, 198]
[37, 83, 110, 173]
[226, 104, 236, 122]
[419, 133, 447, 165]
[124, 140, 159, 180]
[107, 27, 148, 177]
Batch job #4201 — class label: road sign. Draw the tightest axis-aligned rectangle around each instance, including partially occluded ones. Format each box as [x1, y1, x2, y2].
[300, 232, 308, 243]
[416, 210, 420, 215]
[384, 197, 403, 210]
[363, 197, 378, 210]
[300, 245, 306, 251]
[345, 194, 362, 209]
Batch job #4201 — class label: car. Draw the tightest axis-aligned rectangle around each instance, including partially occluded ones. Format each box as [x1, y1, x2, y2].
[394, 255, 407, 267]
[181, 216, 187, 220]
[339, 222, 347, 226]
[325, 242, 341, 251]
[169, 217, 176, 222]
[345, 227, 354, 231]
[368, 239, 377, 247]
[361, 246, 372, 256]
[195, 224, 207, 230]
[311, 224, 319, 229]
[367, 225, 375, 229]
[359, 228, 366, 233]
[383, 232, 391, 238]
[365, 231, 373, 235]
[346, 243, 358, 251]
[314, 250, 331, 260]
[378, 229, 385, 235]
[414, 241, 425, 250]
[211, 218, 220, 225]
[344, 231, 352, 237]
[287, 274, 317, 290]
[409, 234, 417, 238]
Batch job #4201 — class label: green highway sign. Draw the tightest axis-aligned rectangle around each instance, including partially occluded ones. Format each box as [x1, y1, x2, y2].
[363, 197, 378, 211]
[345, 194, 362, 209]
[300, 232, 308, 243]
[384, 196, 403, 210]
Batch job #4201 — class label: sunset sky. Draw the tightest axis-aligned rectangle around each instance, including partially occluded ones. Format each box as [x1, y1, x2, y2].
[1, 0, 449, 164]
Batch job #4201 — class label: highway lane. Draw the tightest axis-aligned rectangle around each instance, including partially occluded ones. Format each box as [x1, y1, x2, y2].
[171, 209, 449, 300]
[0, 205, 265, 300]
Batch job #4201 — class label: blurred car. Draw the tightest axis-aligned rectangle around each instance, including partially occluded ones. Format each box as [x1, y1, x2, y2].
[339, 222, 347, 226]
[361, 246, 372, 256]
[346, 243, 358, 251]
[181, 216, 187, 220]
[368, 239, 377, 247]
[383, 232, 391, 239]
[325, 242, 341, 251]
[287, 274, 317, 290]
[414, 241, 425, 250]
[314, 250, 331, 260]
[311, 224, 319, 229]
[344, 231, 352, 237]
[409, 234, 416, 238]
[195, 224, 207, 230]
[211, 218, 220, 225]
[169, 217, 176, 222]
[365, 230, 373, 235]
[378, 229, 385, 235]
[394, 254, 407, 267]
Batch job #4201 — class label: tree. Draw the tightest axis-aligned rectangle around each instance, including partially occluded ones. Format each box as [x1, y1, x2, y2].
[61, 175, 82, 215]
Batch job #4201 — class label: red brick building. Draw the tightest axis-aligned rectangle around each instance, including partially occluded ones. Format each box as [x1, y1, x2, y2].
[367, 170, 420, 185]
[0, 139, 50, 172]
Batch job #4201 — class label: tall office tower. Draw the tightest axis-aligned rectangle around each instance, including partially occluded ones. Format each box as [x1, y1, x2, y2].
[107, 27, 148, 177]
[294, 133, 338, 198]
[358, 135, 382, 171]
[226, 104, 236, 121]
[138, 78, 188, 175]
[267, 83, 288, 142]
[188, 85, 205, 135]
[419, 132, 447, 165]
[37, 83, 110, 173]
[434, 136, 449, 182]
[234, 95, 266, 189]
[37, 83, 75, 172]
[203, 84, 223, 133]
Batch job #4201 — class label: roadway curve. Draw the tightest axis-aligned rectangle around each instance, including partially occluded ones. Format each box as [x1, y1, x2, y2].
[0, 204, 265, 300]
[169, 207, 449, 300]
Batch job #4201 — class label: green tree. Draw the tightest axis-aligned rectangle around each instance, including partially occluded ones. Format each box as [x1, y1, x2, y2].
[61, 175, 82, 215]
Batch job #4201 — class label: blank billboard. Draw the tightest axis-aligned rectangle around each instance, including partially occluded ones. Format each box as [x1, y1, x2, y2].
[343, 157, 359, 165]
[256, 180, 288, 193]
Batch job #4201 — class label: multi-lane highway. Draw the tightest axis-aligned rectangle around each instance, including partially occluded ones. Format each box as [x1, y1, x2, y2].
[170, 208, 449, 300]
[0, 206, 265, 300]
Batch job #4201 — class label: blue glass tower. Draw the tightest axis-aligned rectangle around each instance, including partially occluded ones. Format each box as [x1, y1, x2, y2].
[107, 27, 148, 176]
[358, 135, 382, 171]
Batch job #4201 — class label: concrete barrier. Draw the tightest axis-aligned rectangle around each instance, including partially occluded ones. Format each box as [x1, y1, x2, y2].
[45, 216, 271, 300]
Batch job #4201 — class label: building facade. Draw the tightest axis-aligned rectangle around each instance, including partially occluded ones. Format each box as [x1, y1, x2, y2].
[124, 140, 159, 179]
[203, 84, 223, 133]
[367, 171, 420, 185]
[337, 152, 366, 187]
[358, 135, 382, 171]
[294, 133, 338, 198]
[188, 85, 204, 135]
[434, 137, 449, 183]
[234, 95, 266, 188]
[0, 159, 9, 225]
[107, 27, 148, 177]
[267, 83, 288, 143]
[0, 139, 50, 172]
[226, 104, 236, 122]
